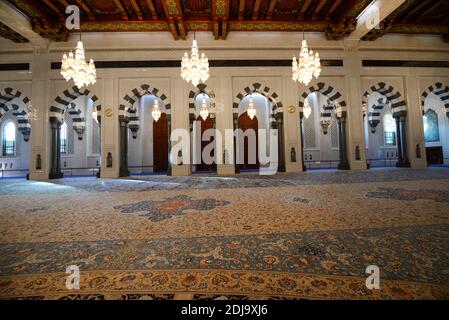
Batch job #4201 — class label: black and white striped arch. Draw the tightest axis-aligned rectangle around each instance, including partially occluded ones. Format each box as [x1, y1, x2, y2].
[0, 87, 31, 141]
[421, 82, 449, 117]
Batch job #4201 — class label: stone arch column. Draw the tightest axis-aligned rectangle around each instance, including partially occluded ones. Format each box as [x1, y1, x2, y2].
[298, 82, 348, 170]
[120, 84, 172, 176]
[362, 82, 409, 167]
[48, 86, 101, 179]
[233, 82, 285, 173]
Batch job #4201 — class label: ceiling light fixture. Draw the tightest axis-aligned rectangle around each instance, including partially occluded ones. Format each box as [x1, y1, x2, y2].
[181, 30, 209, 87]
[247, 95, 257, 120]
[61, 32, 96, 89]
[152, 98, 161, 122]
[292, 29, 321, 86]
[199, 94, 209, 121]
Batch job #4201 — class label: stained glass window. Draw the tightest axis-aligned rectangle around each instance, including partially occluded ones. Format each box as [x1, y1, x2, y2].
[423, 109, 440, 143]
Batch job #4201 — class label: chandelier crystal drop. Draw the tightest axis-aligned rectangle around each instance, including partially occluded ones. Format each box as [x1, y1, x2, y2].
[292, 39, 321, 86]
[303, 98, 312, 119]
[61, 40, 96, 89]
[181, 39, 210, 87]
[247, 96, 257, 120]
[152, 99, 161, 122]
[199, 97, 209, 121]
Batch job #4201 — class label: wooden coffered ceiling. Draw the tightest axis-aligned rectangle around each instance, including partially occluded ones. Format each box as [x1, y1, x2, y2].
[1, 0, 449, 43]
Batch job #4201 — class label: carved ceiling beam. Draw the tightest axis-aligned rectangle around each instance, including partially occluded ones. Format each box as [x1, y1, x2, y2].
[0, 22, 29, 43]
[144, 0, 158, 20]
[415, 0, 442, 23]
[112, 0, 129, 20]
[312, 0, 328, 20]
[402, 0, 433, 22]
[75, 0, 96, 21]
[42, 0, 64, 21]
[252, 0, 262, 20]
[325, 0, 342, 20]
[161, 0, 186, 40]
[238, 0, 245, 20]
[213, 0, 230, 40]
[129, 0, 144, 20]
[361, 19, 394, 41]
[298, 0, 313, 21]
[0, 0, 48, 45]
[266, 0, 277, 20]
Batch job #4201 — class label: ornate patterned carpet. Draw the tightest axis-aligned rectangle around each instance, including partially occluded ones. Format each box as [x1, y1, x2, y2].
[0, 168, 448, 300]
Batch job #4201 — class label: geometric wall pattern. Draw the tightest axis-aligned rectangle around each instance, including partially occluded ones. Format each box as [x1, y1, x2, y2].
[362, 82, 407, 115]
[49, 86, 101, 140]
[0, 87, 31, 141]
[120, 84, 171, 138]
[421, 82, 449, 117]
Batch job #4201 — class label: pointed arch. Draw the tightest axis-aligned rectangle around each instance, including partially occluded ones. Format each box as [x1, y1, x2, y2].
[233, 82, 283, 125]
[188, 83, 216, 120]
[362, 82, 407, 115]
[298, 82, 347, 120]
[120, 84, 171, 138]
[0, 87, 31, 141]
[421, 82, 449, 117]
[49, 86, 101, 140]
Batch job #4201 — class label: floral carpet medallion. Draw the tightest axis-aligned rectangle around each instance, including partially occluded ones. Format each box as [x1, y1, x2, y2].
[366, 187, 449, 202]
[113, 195, 231, 221]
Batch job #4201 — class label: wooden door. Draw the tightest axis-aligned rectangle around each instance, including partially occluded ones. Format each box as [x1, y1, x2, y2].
[153, 113, 168, 172]
[426, 146, 443, 165]
[238, 112, 259, 170]
[196, 115, 216, 171]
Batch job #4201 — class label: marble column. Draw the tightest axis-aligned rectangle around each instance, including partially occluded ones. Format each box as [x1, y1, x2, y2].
[395, 112, 411, 168]
[49, 120, 63, 179]
[337, 115, 350, 170]
[119, 120, 129, 177]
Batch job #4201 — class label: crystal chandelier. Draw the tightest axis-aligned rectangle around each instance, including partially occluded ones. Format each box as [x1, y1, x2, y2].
[292, 35, 321, 86]
[181, 34, 209, 87]
[247, 95, 257, 120]
[199, 95, 209, 121]
[61, 37, 96, 89]
[303, 98, 312, 119]
[152, 99, 161, 122]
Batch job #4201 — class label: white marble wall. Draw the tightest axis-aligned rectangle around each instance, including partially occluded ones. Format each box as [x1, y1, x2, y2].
[0, 32, 448, 179]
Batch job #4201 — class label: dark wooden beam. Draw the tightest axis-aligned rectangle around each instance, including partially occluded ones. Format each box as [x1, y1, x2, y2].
[42, 0, 64, 21]
[129, 0, 143, 20]
[402, 0, 434, 22]
[266, 0, 277, 20]
[298, 0, 313, 20]
[416, 0, 443, 22]
[252, 0, 262, 20]
[312, 0, 328, 20]
[112, 0, 129, 20]
[325, 0, 343, 20]
[144, 0, 158, 20]
[75, 0, 96, 21]
[161, 0, 186, 40]
[238, 0, 245, 20]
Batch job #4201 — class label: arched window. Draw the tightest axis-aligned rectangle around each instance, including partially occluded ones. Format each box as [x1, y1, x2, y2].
[2, 121, 16, 156]
[423, 109, 440, 143]
[383, 112, 396, 146]
[60, 122, 67, 154]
